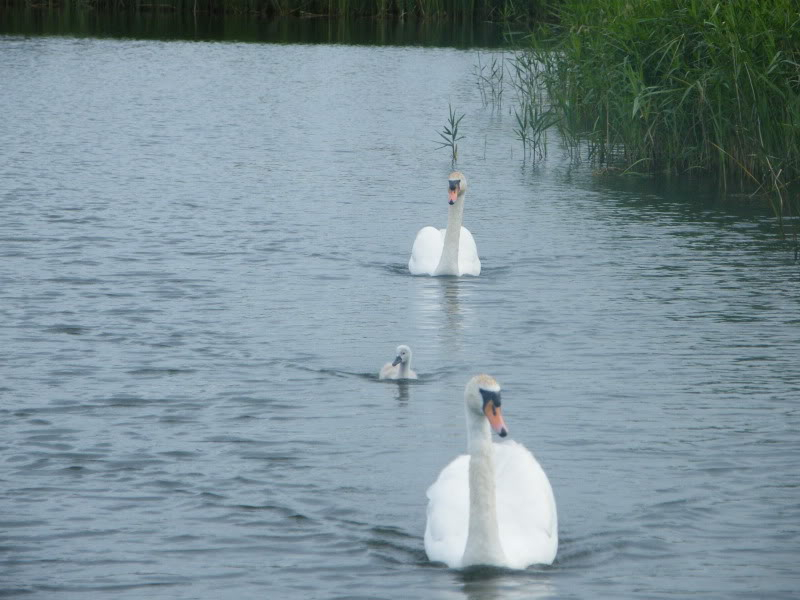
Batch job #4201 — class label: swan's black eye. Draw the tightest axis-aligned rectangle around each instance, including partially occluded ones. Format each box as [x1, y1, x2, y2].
[448, 179, 459, 191]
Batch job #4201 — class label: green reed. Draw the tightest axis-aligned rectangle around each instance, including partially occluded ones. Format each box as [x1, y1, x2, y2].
[519, 0, 800, 230]
[473, 49, 557, 163]
[474, 52, 505, 109]
[435, 104, 466, 167]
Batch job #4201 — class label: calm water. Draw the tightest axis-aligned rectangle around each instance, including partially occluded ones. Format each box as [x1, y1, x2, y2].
[1, 30, 799, 600]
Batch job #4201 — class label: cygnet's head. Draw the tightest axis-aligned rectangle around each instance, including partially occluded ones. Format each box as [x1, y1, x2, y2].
[465, 374, 507, 437]
[392, 344, 412, 366]
[447, 171, 468, 206]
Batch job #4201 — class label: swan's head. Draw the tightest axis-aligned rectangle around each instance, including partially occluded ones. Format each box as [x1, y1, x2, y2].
[392, 344, 412, 366]
[448, 171, 467, 206]
[465, 374, 507, 437]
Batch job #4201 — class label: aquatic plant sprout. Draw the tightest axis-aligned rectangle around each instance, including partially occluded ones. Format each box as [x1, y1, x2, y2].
[435, 104, 466, 168]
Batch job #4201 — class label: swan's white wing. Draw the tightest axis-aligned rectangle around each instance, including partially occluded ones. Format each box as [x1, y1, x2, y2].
[424, 454, 469, 568]
[409, 226, 444, 276]
[379, 363, 398, 380]
[458, 227, 481, 276]
[494, 440, 558, 568]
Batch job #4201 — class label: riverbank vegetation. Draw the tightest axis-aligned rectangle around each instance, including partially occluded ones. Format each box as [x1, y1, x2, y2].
[516, 0, 800, 228]
[4, 0, 551, 22]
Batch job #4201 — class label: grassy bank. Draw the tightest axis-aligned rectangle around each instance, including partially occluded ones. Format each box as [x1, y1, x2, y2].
[522, 0, 800, 225]
[6, 0, 552, 21]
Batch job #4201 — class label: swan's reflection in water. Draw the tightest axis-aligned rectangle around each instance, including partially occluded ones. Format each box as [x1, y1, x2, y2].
[458, 568, 556, 600]
[413, 277, 475, 352]
[396, 380, 409, 404]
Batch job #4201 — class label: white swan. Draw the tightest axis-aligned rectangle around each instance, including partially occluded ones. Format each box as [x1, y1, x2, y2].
[408, 172, 481, 276]
[424, 374, 557, 569]
[379, 345, 418, 380]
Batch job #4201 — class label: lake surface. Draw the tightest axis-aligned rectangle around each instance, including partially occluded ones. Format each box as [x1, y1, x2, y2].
[1, 28, 799, 600]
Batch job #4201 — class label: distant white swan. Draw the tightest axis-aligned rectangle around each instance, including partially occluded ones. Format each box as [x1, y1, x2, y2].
[424, 374, 558, 569]
[379, 345, 418, 380]
[409, 172, 481, 277]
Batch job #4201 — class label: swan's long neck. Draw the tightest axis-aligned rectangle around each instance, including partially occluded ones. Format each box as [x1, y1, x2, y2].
[397, 359, 411, 378]
[435, 197, 465, 276]
[462, 408, 506, 567]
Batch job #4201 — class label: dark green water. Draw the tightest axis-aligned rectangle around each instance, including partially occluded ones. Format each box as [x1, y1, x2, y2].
[0, 7, 513, 46]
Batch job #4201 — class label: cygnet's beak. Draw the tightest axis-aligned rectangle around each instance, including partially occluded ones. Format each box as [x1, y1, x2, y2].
[392, 355, 403, 366]
[448, 180, 459, 205]
[484, 400, 508, 437]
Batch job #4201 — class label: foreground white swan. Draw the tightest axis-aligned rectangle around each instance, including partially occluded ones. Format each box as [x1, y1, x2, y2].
[408, 172, 481, 276]
[424, 374, 557, 569]
[379, 345, 417, 380]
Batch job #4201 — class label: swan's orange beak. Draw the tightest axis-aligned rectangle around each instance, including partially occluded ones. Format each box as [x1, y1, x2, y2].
[448, 188, 458, 205]
[484, 401, 508, 438]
